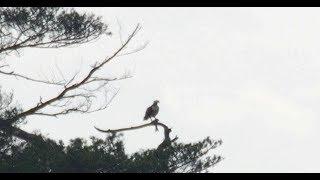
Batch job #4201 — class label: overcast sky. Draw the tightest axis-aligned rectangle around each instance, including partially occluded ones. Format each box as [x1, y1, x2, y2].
[3, 7, 320, 172]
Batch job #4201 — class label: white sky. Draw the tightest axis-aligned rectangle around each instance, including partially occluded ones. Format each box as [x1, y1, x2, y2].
[2, 7, 320, 172]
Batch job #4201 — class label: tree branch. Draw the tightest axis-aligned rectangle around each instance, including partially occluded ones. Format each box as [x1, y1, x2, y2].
[9, 24, 142, 122]
[94, 119, 178, 149]
[0, 69, 65, 86]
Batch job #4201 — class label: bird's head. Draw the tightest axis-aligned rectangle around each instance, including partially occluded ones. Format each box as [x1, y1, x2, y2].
[153, 100, 160, 104]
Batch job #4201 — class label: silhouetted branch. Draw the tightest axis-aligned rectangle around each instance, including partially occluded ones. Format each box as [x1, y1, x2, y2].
[94, 119, 178, 149]
[8, 24, 142, 123]
[0, 69, 65, 86]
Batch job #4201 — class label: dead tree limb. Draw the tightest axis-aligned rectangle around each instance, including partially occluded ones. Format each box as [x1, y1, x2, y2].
[7, 24, 142, 123]
[94, 119, 178, 150]
[0, 23, 146, 144]
[0, 69, 65, 86]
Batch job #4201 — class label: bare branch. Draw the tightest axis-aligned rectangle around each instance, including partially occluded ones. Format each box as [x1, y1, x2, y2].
[64, 70, 80, 87]
[84, 74, 133, 85]
[95, 119, 177, 149]
[33, 108, 89, 118]
[9, 24, 142, 122]
[117, 18, 124, 45]
[117, 41, 149, 57]
[0, 69, 65, 86]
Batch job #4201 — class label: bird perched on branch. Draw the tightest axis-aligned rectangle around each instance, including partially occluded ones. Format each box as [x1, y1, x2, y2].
[144, 100, 159, 121]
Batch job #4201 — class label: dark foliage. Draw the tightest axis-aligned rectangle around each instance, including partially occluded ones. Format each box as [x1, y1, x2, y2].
[0, 133, 222, 173]
[0, 7, 109, 56]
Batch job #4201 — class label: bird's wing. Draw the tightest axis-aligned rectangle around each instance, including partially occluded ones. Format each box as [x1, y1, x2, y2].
[144, 106, 152, 120]
[149, 105, 159, 117]
[146, 106, 153, 114]
[154, 105, 159, 115]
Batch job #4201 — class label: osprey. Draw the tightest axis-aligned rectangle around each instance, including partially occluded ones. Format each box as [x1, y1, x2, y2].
[144, 100, 159, 121]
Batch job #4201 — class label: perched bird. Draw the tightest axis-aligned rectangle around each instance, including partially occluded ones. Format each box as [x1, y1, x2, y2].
[144, 100, 160, 121]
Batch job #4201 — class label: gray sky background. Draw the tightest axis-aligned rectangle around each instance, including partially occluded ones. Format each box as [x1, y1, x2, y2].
[2, 7, 320, 172]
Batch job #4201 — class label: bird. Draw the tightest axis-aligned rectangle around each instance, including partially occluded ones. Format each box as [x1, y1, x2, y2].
[143, 100, 159, 121]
